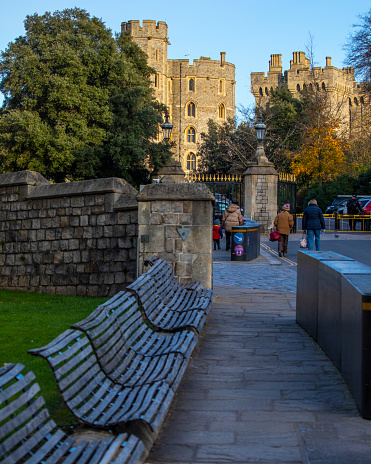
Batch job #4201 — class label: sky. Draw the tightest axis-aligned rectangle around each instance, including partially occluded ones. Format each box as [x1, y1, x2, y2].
[0, 0, 370, 115]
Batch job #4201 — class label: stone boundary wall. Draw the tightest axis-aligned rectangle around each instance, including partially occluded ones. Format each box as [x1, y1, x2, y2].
[0, 171, 138, 297]
[137, 181, 214, 289]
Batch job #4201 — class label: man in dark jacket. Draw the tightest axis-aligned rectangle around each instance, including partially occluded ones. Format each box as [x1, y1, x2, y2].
[347, 195, 363, 230]
[302, 199, 326, 251]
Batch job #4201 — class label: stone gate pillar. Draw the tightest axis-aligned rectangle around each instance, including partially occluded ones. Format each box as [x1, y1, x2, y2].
[137, 178, 214, 289]
[243, 145, 278, 234]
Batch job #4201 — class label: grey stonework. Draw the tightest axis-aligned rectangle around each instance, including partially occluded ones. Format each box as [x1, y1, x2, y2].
[0, 171, 138, 297]
[243, 150, 278, 234]
[137, 178, 214, 289]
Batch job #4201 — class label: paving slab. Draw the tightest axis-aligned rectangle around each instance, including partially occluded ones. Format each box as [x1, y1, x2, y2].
[145, 251, 371, 464]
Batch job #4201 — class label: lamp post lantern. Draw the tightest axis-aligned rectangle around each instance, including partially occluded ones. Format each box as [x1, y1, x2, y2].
[254, 114, 266, 144]
[253, 114, 269, 163]
[160, 114, 173, 141]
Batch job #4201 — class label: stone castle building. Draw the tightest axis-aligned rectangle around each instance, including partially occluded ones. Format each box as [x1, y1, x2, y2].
[121, 20, 236, 172]
[251, 52, 367, 138]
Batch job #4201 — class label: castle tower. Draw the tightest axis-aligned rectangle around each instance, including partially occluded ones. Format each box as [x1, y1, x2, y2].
[121, 20, 169, 106]
[122, 20, 236, 172]
[251, 52, 366, 138]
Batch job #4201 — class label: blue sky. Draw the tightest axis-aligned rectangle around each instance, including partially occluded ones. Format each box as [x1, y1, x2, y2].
[1, 0, 370, 113]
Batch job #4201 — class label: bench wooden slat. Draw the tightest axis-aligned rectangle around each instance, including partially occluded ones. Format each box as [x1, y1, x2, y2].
[71, 292, 197, 389]
[127, 274, 208, 333]
[0, 364, 144, 464]
[29, 330, 175, 433]
[144, 257, 213, 313]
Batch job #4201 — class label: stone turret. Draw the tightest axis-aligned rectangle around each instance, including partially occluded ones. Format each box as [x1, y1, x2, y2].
[123, 20, 236, 173]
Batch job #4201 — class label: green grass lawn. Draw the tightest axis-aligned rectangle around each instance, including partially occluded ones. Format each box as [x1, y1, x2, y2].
[0, 289, 107, 427]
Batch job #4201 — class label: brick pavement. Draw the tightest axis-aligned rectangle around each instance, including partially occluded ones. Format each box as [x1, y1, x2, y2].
[145, 243, 371, 464]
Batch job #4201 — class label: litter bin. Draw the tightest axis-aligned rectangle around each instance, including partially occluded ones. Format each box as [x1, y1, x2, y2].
[231, 219, 260, 261]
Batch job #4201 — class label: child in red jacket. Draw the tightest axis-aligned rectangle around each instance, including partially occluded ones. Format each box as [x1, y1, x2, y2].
[213, 219, 223, 250]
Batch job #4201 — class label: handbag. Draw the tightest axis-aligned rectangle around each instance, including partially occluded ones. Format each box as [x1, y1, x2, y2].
[269, 229, 280, 242]
[300, 235, 307, 248]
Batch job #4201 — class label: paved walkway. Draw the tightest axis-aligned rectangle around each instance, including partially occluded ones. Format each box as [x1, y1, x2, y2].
[146, 242, 371, 464]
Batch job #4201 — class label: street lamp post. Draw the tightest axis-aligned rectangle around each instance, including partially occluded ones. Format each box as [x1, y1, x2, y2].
[160, 114, 173, 141]
[254, 114, 269, 163]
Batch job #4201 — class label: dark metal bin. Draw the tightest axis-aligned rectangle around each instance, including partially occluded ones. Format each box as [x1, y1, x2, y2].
[231, 219, 260, 261]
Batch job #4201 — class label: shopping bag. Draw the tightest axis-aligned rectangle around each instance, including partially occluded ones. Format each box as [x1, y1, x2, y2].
[269, 229, 280, 242]
[300, 235, 307, 248]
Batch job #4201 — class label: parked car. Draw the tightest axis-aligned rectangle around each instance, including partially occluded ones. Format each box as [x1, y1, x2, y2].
[325, 196, 352, 215]
[214, 200, 229, 221]
[359, 198, 371, 215]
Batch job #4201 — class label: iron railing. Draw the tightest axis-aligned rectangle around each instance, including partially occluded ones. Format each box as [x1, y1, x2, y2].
[296, 214, 371, 233]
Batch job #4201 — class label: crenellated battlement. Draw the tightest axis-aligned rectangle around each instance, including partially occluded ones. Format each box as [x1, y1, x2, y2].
[121, 20, 168, 40]
[122, 19, 236, 172]
[251, 51, 366, 138]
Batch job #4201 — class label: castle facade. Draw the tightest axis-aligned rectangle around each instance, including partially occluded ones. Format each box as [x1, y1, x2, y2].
[251, 52, 366, 138]
[121, 20, 236, 172]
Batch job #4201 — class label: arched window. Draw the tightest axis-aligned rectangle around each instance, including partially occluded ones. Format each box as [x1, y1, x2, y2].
[303, 83, 307, 91]
[186, 153, 196, 171]
[219, 79, 225, 94]
[189, 78, 194, 91]
[309, 83, 313, 92]
[187, 102, 195, 117]
[265, 87, 269, 96]
[186, 127, 196, 143]
[354, 97, 359, 106]
[322, 82, 326, 90]
[219, 103, 225, 119]
[259, 87, 263, 96]
[154, 74, 159, 88]
[316, 83, 320, 91]
[297, 84, 301, 92]
[349, 97, 352, 106]
[360, 96, 365, 105]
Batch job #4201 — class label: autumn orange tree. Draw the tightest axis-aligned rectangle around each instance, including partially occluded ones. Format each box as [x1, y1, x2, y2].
[281, 77, 351, 186]
[291, 121, 349, 186]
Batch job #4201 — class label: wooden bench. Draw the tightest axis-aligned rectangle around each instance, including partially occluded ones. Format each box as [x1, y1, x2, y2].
[28, 328, 175, 437]
[28, 292, 198, 442]
[0, 363, 146, 464]
[71, 291, 197, 390]
[127, 273, 209, 333]
[144, 256, 214, 313]
[145, 256, 203, 290]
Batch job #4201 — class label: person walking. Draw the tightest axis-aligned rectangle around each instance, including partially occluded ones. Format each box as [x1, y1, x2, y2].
[213, 219, 223, 250]
[302, 199, 326, 251]
[222, 200, 243, 251]
[273, 204, 294, 257]
[347, 194, 364, 231]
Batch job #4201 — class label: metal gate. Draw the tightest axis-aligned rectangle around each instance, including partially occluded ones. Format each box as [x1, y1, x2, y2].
[186, 173, 243, 221]
[278, 173, 297, 231]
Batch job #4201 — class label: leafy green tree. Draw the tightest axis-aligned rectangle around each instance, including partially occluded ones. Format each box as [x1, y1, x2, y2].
[0, 8, 171, 184]
[261, 86, 303, 171]
[197, 117, 256, 175]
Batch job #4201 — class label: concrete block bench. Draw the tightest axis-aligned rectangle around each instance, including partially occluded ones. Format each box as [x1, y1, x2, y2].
[0, 363, 145, 464]
[296, 250, 371, 419]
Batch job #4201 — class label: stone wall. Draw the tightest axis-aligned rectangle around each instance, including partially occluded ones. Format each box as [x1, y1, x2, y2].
[0, 171, 138, 296]
[137, 180, 214, 289]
